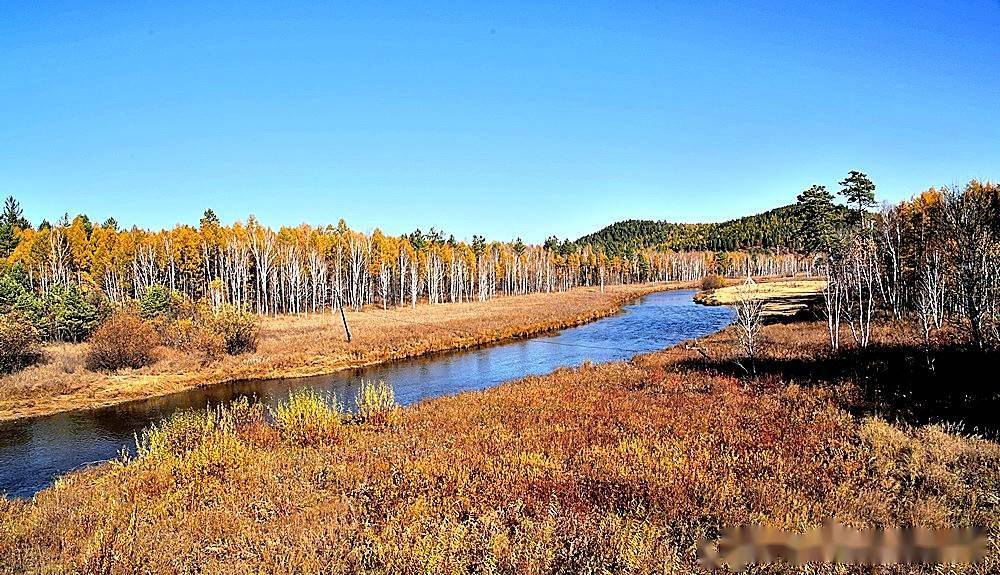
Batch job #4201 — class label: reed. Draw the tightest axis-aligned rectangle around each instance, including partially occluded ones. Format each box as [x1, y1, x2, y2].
[271, 389, 343, 446]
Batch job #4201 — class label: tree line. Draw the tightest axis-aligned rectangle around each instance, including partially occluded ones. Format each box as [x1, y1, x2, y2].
[576, 204, 851, 254]
[6, 170, 995, 352]
[0, 201, 809, 341]
[793, 172, 1000, 350]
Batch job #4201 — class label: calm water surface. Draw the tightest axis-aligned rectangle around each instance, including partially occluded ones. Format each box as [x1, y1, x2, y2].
[0, 289, 732, 498]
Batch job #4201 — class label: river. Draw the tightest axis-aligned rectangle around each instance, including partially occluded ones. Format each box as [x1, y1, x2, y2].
[0, 289, 732, 498]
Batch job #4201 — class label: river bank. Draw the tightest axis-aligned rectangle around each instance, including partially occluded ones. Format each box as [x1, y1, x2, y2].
[3, 316, 996, 573]
[694, 278, 826, 318]
[1, 289, 733, 498]
[0, 282, 680, 423]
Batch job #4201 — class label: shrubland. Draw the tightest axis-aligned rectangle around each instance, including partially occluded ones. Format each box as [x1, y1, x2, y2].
[1, 319, 997, 574]
[698, 274, 726, 291]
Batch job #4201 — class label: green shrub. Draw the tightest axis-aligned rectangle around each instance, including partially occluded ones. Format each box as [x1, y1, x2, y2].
[271, 389, 342, 446]
[0, 271, 31, 313]
[700, 274, 727, 291]
[138, 285, 193, 320]
[0, 312, 44, 374]
[43, 284, 100, 342]
[210, 306, 260, 355]
[355, 379, 401, 427]
[85, 311, 160, 371]
[138, 285, 173, 319]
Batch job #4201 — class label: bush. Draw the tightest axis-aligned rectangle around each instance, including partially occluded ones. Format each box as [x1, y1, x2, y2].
[138, 285, 174, 319]
[139, 285, 193, 321]
[136, 397, 267, 459]
[700, 274, 727, 291]
[155, 317, 197, 349]
[43, 284, 100, 342]
[190, 324, 226, 359]
[0, 312, 44, 374]
[271, 390, 342, 446]
[210, 306, 260, 355]
[157, 317, 222, 357]
[355, 379, 401, 427]
[85, 311, 160, 372]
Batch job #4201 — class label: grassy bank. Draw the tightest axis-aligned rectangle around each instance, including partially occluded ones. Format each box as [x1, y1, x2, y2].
[2, 319, 997, 573]
[695, 278, 826, 318]
[0, 282, 675, 422]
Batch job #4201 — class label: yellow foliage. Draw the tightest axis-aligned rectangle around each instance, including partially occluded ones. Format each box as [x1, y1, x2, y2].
[355, 379, 401, 427]
[271, 389, 342, 446]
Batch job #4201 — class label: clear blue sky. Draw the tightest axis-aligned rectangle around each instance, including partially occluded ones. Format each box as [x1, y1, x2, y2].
[2, 1, 997, 242]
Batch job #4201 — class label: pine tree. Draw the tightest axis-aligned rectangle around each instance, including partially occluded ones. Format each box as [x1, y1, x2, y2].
[0, 196, 30, 258]
[0, 223, 15, 259]
[200, 209, 220, 229]
[795, 185, 838, 254]
[838, 170, 877, 225]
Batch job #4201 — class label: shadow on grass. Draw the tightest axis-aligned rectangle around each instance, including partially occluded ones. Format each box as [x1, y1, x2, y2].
[679, 338, 1000, 437]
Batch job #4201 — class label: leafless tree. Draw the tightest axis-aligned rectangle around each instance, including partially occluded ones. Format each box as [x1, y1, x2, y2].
[821, 255, 844, 351]
[915, 250, 946, 344]
[941, 185, 1000, 348]
[733, 275, 765, 372]
[877, 204, 905, 318]
[843, 234, 879, 348]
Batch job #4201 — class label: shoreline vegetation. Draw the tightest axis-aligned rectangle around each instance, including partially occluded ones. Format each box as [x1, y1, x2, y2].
[0, 282, 679, 423]
[2, 315, 997, 573]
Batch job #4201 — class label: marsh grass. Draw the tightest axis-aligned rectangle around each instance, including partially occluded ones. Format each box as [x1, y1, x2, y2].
[355, 379, 401, 427]
[2, 319, 999, 573]
[270, 389, 343, 446]
[135, 397, 268, 459]
[0, 283, 671, 422]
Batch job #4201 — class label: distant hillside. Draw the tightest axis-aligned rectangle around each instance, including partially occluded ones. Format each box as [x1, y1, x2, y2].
[576, 204, 847, 255]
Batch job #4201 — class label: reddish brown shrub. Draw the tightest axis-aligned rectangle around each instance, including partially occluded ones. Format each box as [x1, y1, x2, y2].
[700, 274, 727, 291]
[210, 306, 260, 355]
[0, 312, 44, 374]
[84, 311, 160, 372]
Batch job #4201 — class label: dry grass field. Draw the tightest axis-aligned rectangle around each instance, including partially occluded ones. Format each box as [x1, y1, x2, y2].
[695, 279, 826, 317]
[0, 283, 674, 422]
[1, 319, 997, 574]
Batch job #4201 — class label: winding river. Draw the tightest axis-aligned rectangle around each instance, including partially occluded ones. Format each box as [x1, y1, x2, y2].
[0, 289, 732, 498]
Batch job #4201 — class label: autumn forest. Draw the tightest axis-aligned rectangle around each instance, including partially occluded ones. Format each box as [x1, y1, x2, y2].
[0, 198, 809, 340]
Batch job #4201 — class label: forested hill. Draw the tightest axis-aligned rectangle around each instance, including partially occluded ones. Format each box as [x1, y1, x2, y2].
[577, 204, 842, 254]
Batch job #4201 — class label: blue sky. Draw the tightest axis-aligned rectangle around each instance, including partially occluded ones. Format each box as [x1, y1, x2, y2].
[2, 1, 997, 242]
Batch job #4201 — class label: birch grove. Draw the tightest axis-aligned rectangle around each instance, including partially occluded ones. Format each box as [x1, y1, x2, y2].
[4, 216, 809, 316]
[819, 180, 1000, 351]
